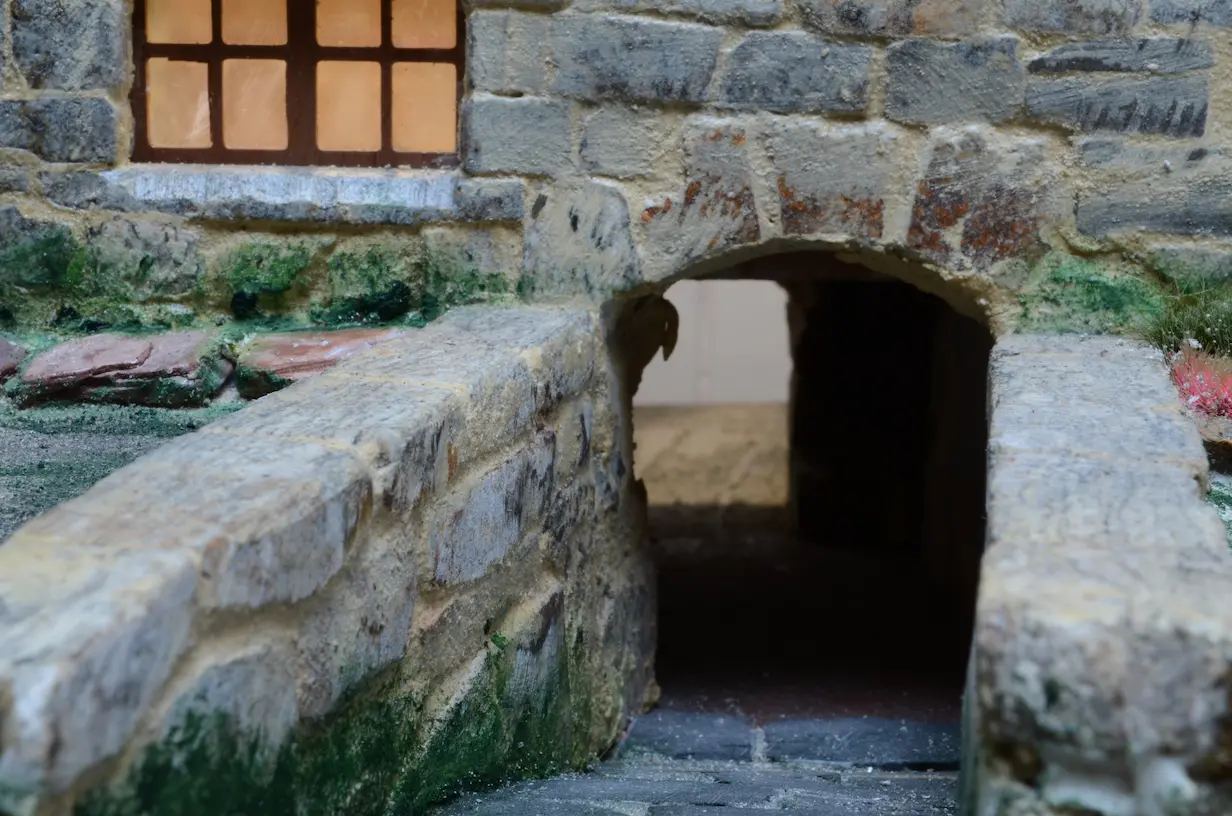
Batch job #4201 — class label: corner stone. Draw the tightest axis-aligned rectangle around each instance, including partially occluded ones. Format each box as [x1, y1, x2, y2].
[717, 32, 872, 114]
[1025, 75, 1208, 137]
[885, 38, 1024, 126]
[463, 97, 573, 177]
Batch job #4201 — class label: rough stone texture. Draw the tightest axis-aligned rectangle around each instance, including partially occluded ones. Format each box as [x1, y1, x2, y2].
[639, 120, 761, 280]
[522, 180, 644, 297]
[1025, 75, 1209, 137]
[1151, 0, 1232, 26]
[467, 11, 553, 95]
[763, 718, 960, 766]
[11, 0, 126, 91]
[0, 97, 117, 163]
[0, 339, 26, 382]
[974, 334, 1231, 816]
[572, 0, 781, 24]
[885, 38, 1024, 126]
[797, 0, 985, 37]
[85, 217, 205, 301]
[581, 107, 673, 179]
[552, 16, 723, 104]
[716, 32, 872, 114]
[765, 120, 903, 242]
[17, 332, 232, 407]
[1027, 37, 1214, 74]
[1005, 0, 1142, 34]
[464, 97, 573, 177]
[1150, 244, 1232, 287]
[907, 128, 1056, 272]
[621, 711, 755, 761]
[235, 328, 407, 398]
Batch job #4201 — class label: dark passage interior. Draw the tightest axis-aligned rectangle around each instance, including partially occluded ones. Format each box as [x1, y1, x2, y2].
[636, 257, 993, 728]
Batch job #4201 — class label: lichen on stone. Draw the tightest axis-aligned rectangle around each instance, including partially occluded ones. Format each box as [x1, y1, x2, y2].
[1016, 252, 1165, 335]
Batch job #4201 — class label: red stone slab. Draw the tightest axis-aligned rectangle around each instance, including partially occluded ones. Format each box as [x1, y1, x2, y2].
[21, 335, 153, 385]
[113, 331, 214, 380]
[240, 328, 406, 382]
[0, 338, 25, 382]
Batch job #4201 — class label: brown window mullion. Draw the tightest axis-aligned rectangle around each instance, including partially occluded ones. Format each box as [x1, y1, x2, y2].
[285, 0, 317, 165]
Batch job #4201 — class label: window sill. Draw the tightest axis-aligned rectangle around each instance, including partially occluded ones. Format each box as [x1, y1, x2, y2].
[43, 163, 525, 226]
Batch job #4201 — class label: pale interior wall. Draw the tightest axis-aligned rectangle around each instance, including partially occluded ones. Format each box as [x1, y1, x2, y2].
[635, 280, 791, 406]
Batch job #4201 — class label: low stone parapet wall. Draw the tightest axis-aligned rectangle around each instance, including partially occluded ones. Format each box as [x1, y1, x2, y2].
[967, 334, 1232, 816]
[0, 305, 654, 816]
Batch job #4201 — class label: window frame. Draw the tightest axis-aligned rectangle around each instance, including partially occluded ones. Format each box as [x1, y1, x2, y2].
[130, 0, 465, 168]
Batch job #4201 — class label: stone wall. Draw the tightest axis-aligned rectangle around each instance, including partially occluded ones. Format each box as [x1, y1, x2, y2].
[0, 306, 656, 815]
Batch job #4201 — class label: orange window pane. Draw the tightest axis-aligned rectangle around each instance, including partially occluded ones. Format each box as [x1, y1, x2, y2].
[146, 0, 212, 44]
[222, 60, 288, 150]
[146, 58, 211, 148]
[317, 0, 381, 46]
[317, 62, 382, 152]
[392, 0, 456, 49]
[222, 0, 287, 45]
[392, 63, 456, 153]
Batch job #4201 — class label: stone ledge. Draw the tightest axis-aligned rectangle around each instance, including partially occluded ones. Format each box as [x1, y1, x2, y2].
[974, 333, 1232, 816]
[39, 165, 526, 225]
[0, 305, 596, 805]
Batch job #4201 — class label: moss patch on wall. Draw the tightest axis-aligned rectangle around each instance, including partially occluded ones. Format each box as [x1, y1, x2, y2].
[1017, 253, 1165, 335]
[1207, 473, 1232, 548]
[73, 617, 600, 816]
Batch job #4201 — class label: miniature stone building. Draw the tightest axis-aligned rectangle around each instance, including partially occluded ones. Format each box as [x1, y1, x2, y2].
[0, 0, 1230, 813]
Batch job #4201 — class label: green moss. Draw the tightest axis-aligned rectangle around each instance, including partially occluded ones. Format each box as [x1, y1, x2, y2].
[0, 228, 90, 292]
[224, 244, 314, 297]
[1207, 473, 1232, 549]
[420, 249, 510, 322]
[234, 364, 296, 400]
[0, 401, 242, 437]
[311, 244, 423, 327]
[1018, 253, 1165, 335]
[75, 619, 590, 816]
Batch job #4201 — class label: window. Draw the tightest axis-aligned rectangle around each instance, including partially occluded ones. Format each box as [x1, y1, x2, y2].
[132, 0, 463, 167]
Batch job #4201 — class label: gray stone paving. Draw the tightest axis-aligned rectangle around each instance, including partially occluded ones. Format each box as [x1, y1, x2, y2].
[435, 711, 958, 815]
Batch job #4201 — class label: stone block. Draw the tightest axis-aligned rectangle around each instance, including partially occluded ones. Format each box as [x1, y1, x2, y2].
[1025, 75, 1208, 137]
[1151, 0, 1232, 26]
[552, 16, 723, 104]
[0, 166, 30, 194]
[763, 718, 960, 766]
[797, 0, 985, 37]
[1149, 244, 1232, 287]
[38, 170, 139, 210]
[85, 217, 205, 302]
[0, 97, 117, 163]
[426, 432, 557, 585]
[522, 180, 644, 298]
[885, 38, 1024, 125]
[1005, 0, 1141, 34]
[765, 120, 904, 241]
[235, 328, 408, 398]
[467, 11, 553, 95]
[716, 32, 872, 113]
[12, 0, 126, 90]
[622, 711, 755, 761]
[581, 106, 671, 179]
[572, 0, 780, 24]
[463, 96, 573, 177]
[0, 207, 80, 290]
[1075, 166, 1232, 239]
[454, 177, 527, 223]
[639, 120, 761, 280]
[907, 128, 1056, 271]
[1027, 37, 1213, 74]
[0, 339, 24, 383]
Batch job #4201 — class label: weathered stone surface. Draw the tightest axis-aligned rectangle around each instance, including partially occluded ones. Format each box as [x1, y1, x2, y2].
[467, 11, 553, 94]
[716, 32, 872, 114]
[907, 128, 1054, 271]
[581, 107, 674, 179]
[0, 97, 117, 163]
[0, 166, 30, 194]
[454, 178, 527, 223]
[573, 0, 780, 24]
[427, 432, 556, 584]
[1027, 37, 1213, 74]
[85, 217, 204, 301]
[766, 120, 903, 241]
[885, 38, 1024, 125]
[639, 121, 761, 280]
[797, 0, 985, 37]
[1075, 149, 1232, 238]
[1151, 0, 1232, 26]
[0, 208, 80, 291]
[552, 16, 723, 104]
[0, 339, 26, 382]
[18, 331, 231, 407]
[464, 97, 573, 177]
[236, 328, 407, 398]
[1025, 75, 1208, 137]
[522, 181, 643, 298]
[12, 0, 126, 90]
[1005, 0, 1141, 34]
[622, 711, 755, 761]
[1150, 243, 1232, 287]
[763, 718, 960, 766]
